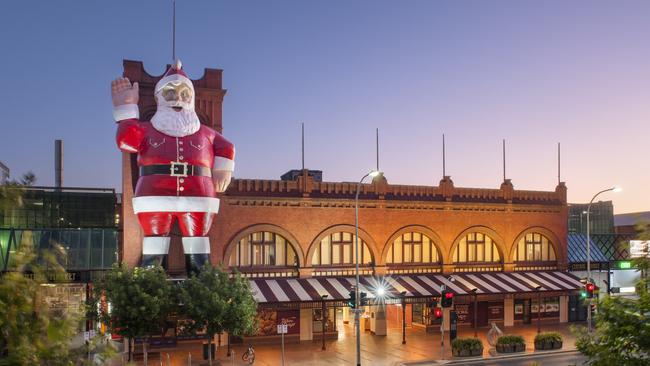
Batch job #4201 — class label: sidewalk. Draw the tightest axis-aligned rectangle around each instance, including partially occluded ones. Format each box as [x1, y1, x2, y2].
[112, 321, 583, 366]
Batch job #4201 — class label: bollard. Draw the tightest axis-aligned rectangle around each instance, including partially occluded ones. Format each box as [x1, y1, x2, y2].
[188, 352, 192, 366]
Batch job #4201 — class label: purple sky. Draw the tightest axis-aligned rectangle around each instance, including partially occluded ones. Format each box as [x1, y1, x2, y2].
[1, 1, 648, 213]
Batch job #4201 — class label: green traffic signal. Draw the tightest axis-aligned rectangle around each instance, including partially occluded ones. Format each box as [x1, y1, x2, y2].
[580, 290, 587, 299]
[348, 290, 356, 308]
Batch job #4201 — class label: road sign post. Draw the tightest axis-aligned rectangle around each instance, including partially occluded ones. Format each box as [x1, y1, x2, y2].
[278, 320, 288, 366]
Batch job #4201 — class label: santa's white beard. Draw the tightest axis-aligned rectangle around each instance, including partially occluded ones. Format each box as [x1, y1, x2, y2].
[151, 106, 201, 137]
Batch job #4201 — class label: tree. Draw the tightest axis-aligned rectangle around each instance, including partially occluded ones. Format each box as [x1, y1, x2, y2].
[574, 221, 650, 365]
[179, 265, 257, 365]
[96, 263, 174, 365]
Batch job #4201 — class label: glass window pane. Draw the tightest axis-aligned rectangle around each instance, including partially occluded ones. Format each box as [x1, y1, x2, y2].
[387, 246, 393, 263]
[264, 232, 273, 241]
[363, 244, 372, 264]
[459, 242, 467, 262]
[343, 244, 351, 263]
[264, 244, 275, 265]
[242, 238, 251, 266]
[287, 246, 297, 266]
[541, 241, 548, 261]
[321, 239, 330, 265]
[394, 240, 402, 262]
[253, 245, 263, 265]
[342, 232, 351, 242]
[332, 244, 341, 264]
[404, 244, 412, 262]
[404, 232, 412, 241]
[414, 243, 421, 262]
[485, 239, 492, 261]
[493, 244, 500, 261]
[276, 239, 285, 266]
[423, 239, 430, 262]
[333, 232, 341, 242]
[413, 232, 421, 241]
[468, 244, 476, 262]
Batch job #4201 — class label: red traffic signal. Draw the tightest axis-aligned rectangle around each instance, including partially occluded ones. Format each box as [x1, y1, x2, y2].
[585, 283, 595, 298]
[441, 290, 454, 307]
[434, 307, 443, 319]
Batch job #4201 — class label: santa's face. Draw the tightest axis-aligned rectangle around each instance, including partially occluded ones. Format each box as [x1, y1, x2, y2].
[159, 82, 194, 111]
[151, 81, 200, 137]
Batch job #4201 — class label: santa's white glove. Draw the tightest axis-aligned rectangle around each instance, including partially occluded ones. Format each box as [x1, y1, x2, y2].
[213, 170, 233, 193]
[111, 77, 139, 106]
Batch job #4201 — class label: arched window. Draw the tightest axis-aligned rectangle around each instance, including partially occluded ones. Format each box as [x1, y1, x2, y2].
[311, 232, 372, 266]
[228, 231, 298, 267]
[514, 233, 556, 262]
[387, 232, 441, 264]
[453, 232, 501, 263]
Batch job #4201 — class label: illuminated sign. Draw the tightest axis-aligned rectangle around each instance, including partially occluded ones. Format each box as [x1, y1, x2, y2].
[630, 240, 650, 258]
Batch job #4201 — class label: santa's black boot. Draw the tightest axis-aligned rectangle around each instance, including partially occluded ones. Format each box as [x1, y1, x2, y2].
[141, 254, 168, 269]
[141, 237, 171, 270]
[183, 237, 211, 276]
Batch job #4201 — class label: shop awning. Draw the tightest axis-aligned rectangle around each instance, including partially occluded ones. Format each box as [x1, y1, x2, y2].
[388, 271, 583, 297]
[248, 271, 583, 304]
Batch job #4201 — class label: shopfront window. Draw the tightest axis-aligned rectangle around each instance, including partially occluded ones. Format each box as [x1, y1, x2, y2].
[387, 232, 441, 265]
[514, 233, 556, 262]
[228, 231, 298, 267]
[311, 232, 372, 266]
[453, 232, 501, 264]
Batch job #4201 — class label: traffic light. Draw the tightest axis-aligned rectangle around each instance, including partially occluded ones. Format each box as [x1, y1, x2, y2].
[348, 290, 356, 308]
[580, 289, 587, 299]
[360, 292, 368, 306]
[585, 283, 595, 299]
[441, 290, 454, 308]
[433, 307, 443, 320]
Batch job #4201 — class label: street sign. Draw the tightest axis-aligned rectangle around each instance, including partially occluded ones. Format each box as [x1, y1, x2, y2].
[277, 324, 288, 334]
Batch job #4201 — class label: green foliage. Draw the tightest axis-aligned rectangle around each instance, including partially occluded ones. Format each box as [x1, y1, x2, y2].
[534, 332, 562, 344]
[95, 263, 174, 364]
[574, 221, 650, 366]
[178, 265, 256, 365]
[0, 238, 82, 365]
[496, 335, 525, 346]
[451, 337, 483, 351]
[96, 263, 174, 340]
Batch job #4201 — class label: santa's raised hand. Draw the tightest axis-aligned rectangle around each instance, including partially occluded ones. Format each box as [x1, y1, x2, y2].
[111, 77, 139, 107]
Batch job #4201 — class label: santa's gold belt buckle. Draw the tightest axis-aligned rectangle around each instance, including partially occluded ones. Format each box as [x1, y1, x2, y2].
[170, 161, 189, 177]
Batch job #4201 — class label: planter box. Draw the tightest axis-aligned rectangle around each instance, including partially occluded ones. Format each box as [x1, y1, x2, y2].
[453, 348, 483, 357]
[496, 344, 525, 353]
[535, 340, 562, 351]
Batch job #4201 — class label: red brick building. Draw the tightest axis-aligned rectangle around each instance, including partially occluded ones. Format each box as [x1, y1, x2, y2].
[119, 61, 581, 343]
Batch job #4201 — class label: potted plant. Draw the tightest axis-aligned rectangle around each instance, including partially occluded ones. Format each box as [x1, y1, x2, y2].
[452, 338, 483, 357]
[534, 332, 563, 350]
[496, 335, 526, 353]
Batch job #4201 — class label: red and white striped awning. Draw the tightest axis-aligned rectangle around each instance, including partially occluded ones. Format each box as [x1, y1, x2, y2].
[248, 271, 582, 304]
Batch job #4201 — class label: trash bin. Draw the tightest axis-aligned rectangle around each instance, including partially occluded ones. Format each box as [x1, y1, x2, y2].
[203, 342, 216, 360]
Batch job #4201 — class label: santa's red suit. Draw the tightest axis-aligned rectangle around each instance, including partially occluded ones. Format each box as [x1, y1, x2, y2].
[113, 61, 234, 274]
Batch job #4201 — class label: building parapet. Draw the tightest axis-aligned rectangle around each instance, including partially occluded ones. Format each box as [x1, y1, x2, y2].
[226, 172, 567, 206]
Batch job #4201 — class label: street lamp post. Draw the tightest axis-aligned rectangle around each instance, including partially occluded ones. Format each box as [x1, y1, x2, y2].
[354, 170, 381, 366]
[535, 286, 542, 334]
[321, 294, 328, 351]
[400, 292, 407, 345]
[586, 186, 621, 332]
[470, 288, 478, 337]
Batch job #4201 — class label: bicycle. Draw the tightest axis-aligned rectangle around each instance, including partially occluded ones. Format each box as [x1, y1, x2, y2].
[242, 344, 255, 364]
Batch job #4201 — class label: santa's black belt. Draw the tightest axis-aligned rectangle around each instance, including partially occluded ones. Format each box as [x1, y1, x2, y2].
[139, 163, 211, 178]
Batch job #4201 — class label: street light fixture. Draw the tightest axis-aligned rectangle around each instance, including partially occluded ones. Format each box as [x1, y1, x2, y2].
[586, 186, 621, 332]
[354, 170, 382, 366]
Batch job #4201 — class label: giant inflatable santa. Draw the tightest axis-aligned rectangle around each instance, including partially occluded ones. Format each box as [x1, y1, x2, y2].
[111, 60, 234, 275]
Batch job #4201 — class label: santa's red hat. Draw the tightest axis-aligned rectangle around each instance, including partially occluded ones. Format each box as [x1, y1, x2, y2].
[155, 59, 194, 93]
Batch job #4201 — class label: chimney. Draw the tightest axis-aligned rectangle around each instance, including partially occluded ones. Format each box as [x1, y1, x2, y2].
[55, 139, 63, 188]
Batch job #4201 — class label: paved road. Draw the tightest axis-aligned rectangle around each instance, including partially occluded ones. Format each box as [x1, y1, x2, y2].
[444, 351, 587, 366]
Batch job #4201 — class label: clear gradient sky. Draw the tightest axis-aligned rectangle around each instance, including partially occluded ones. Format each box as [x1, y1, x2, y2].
[1, 1, 648, 213]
